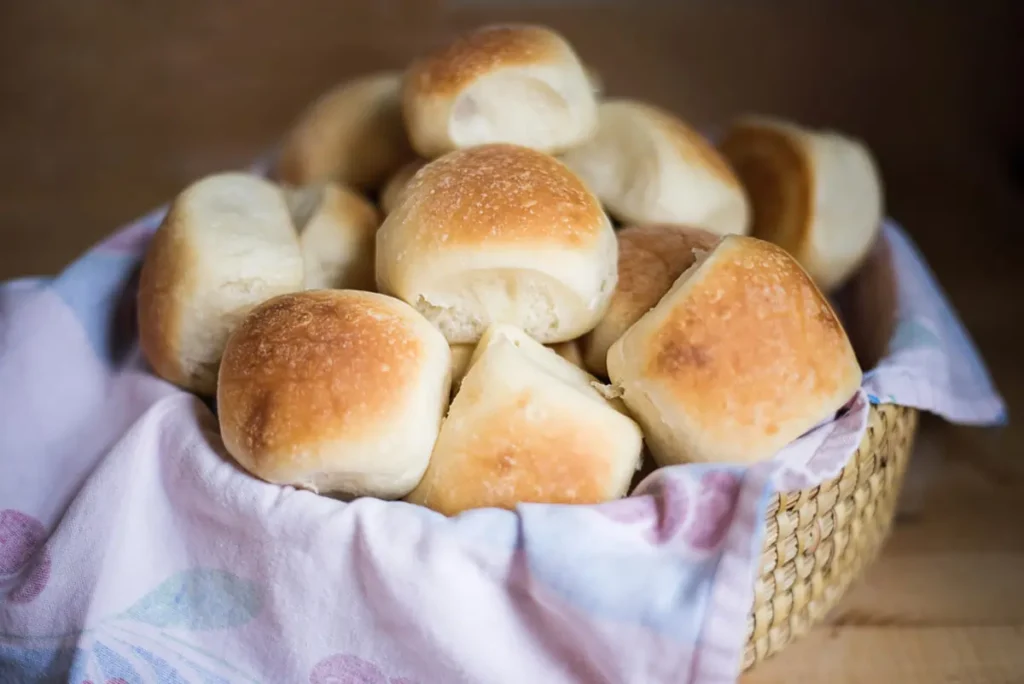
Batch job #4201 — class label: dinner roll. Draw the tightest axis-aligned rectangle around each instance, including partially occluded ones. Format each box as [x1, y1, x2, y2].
[379, 158, 426, 215]
[561, 100, 750, 235]
[607, 235, 861, 466]
[376, 144, 617, 344]
[217, 290, 451, 498]
[581, 225, 720, 377]
[402, 25, 598, 158]
[138, 173, 303, 395]
[406, 324, 642, 515]
[718, 116, 884, 291]
[276, 72, 414, 189]
[285, 183, 380, 290]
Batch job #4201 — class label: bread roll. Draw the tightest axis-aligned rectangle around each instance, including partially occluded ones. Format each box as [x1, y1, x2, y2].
[285, 183, 380, 290]
[581, 225, 720, 377]
[402, 25, 598, 158]
[138, 173, 303, 395]
[718, 117, 884, 291]
[406, 324, 642, 515]
[379, 158, 426, 215]
[561, 100, 750, 235]
[276, 72, 414, 189]
[376, 143, 617, 344]
[217, 290, 451, 498]
[607, 235, 861, 466]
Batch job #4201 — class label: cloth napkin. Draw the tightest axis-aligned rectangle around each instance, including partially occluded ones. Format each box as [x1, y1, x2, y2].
[0, 192, 1005, 684]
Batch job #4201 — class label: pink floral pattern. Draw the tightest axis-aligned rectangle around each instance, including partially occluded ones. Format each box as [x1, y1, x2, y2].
[596, 475, 694, 545]
[0, 509, 50, 602]
[310, 654, 418, 684]
[652, 477, 691, 544]
[593, 495, 656, 527]
[7, 551, 50, 603]
[684, 473, 741, 551]
[0, 509, 44, 573]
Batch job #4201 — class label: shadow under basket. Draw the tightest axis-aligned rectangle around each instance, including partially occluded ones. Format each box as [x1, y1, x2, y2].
[743, 403, 918, 670]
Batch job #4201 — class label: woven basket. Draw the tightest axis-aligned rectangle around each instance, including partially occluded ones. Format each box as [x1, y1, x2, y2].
[743, 403, 918, 670]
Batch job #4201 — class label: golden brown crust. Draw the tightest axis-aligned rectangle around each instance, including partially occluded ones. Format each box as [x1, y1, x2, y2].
[217, 291, 424, 467]
[613, 224, 721, 323]
[718, 121, 811, 255]
[396, 144, 604, 249]
[648, 236, 856, 438]
[407, 387, 613, 516]
[581, 225, 719, 376]
[137, 206, 190, 388]
[405, 25, 566, 99]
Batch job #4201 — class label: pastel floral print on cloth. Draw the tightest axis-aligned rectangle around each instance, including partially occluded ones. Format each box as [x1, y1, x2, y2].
[597, 470, 741, 552]
[2, 568, 263, 683]
[0, 509, 51, 603]
[309, 653, 419, 684]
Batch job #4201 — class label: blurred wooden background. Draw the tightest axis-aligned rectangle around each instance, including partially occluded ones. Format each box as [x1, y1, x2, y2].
[1, 1, 1022, 681]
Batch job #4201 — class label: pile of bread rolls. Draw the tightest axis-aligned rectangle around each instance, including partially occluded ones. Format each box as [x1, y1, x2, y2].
[138, 24, 880, 516]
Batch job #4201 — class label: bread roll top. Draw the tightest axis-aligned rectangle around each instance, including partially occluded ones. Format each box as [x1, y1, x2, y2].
[220, 290, 436, 450]
[402, 25, 597, 158]
[376, 144, 617, 344]
[407, 25, 571, 97]
[385, 143, 607, 250]
[217, 290, 451, 497]
[608, 235, 861, 465]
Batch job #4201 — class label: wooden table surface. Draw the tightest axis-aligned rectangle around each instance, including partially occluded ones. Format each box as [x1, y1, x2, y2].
[2, 2, 1022, 681]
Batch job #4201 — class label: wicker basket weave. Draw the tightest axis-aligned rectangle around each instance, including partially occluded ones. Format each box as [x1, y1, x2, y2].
[743, 403, 918, 670]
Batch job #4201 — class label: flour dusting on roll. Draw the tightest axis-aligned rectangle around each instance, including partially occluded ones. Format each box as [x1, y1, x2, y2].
[718, 116, 884, 291]
[608, 235, 862, 466]
[562, 100, 750, 236]
[403, 25, 598, 158]
[376, 143, 617, 344]
[138, 172, 303, 395]
[218, 290, 451, 499]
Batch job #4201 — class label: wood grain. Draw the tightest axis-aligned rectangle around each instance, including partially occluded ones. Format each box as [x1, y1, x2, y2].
[1, 2, 1022, 681]
[745, 627, 1024, 684]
